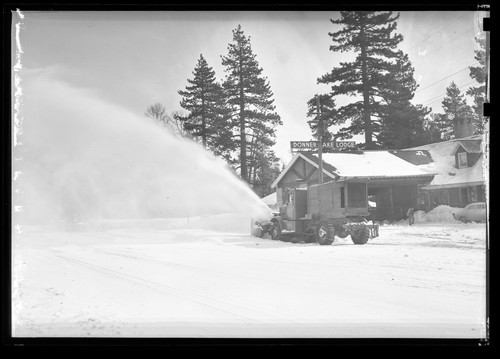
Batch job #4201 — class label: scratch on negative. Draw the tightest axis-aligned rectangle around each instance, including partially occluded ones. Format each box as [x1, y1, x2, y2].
[13, 9, 25, 148]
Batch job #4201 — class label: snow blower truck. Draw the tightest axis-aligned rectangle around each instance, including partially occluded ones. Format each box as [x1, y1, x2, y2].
[253, 180, 379, 245]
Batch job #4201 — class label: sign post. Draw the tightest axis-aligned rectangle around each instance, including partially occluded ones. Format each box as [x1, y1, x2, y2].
[315, 96, 324, 184]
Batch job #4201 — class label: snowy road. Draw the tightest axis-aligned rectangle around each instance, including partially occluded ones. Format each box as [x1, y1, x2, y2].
[12, 214, 487, 338]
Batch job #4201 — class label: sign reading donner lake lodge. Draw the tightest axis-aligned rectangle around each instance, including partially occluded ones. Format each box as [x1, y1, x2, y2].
[290, 141, 356, 150]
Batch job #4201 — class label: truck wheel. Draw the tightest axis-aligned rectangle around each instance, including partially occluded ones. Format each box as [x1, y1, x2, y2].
[270, 222, 282, 241]
[316, 221, 335, 245]
[351, 225, 370, 245]
[336, 228, 349, 239]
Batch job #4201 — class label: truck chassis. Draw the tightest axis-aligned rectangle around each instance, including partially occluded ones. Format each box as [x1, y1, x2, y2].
[253, 180, 379, 245]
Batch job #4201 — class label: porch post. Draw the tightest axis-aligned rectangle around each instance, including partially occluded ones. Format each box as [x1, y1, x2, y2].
[389, 186, 395, 220]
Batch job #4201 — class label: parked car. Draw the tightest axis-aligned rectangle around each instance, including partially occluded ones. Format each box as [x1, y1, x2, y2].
[453, 202, 487, 223]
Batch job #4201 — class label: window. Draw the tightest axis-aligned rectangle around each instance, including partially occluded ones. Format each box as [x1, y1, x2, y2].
[347, 182, 367, 208]
[460, 187, 469, 203]
[340, 187, 345, 208]
[458, 152, 468, 168]
[477, 185, 485, 202]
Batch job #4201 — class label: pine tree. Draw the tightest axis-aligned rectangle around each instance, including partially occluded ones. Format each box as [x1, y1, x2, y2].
[250, 150, 281, 198]
[176, 54, 233, 160]
[221, 25, 282, 182]
[376, 51, 432, 148]
[305, 94, 339, 143]
[466, 37, 487, 134]
[435, 82, 475, 140]
[318, 11, 406, 149]
[378, 102, 431, 149]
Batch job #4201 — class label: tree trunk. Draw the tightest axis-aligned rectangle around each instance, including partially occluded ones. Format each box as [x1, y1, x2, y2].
[238, 46, 247, 181]
[201, 95, 206, 148]
[359, 19, 373, 147]
[248, 135, 258, 187]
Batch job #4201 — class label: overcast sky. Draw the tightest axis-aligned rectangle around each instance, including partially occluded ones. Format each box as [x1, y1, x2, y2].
[14, 10, 487, 163]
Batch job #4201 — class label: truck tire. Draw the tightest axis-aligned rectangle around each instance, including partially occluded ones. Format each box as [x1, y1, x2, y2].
[316, 221, 335, 245]
[336, 228, 349, 239]
[351, 225, 370, 245]
[270, 221, 282, 241]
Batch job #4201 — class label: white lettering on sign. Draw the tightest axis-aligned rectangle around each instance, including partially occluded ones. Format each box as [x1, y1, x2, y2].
[290, 141, 356, 149]
[415, 151, 426, 156]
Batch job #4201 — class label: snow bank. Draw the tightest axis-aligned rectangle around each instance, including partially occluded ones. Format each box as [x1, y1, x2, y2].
[414, 205, 460, 223]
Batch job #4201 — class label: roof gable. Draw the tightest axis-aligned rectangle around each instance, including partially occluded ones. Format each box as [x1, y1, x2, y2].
[270, 152, 338, 188]
[450, 139, 482, 155]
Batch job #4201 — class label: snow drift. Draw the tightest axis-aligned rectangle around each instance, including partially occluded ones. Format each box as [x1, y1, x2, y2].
[414, 205, 460, 223]
[12, 69, 272, 227]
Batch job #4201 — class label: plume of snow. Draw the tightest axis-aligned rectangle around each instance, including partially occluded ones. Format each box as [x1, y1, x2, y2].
[13, 69, 272, 227]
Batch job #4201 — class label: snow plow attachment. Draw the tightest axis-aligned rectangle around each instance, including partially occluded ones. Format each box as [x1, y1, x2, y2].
[251, 218, 274, 238]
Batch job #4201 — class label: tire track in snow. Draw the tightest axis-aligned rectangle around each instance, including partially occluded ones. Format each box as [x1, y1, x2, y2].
[52, 252, 298, 324]
[91, 246, 351, 303]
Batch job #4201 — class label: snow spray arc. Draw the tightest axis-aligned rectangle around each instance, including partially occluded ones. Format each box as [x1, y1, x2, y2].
[13, 70, 272, 226]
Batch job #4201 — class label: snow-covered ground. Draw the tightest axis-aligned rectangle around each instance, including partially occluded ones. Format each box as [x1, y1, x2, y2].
[12, 212, 488, 339]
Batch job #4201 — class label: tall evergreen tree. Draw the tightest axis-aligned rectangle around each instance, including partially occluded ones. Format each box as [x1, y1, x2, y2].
[466, 37, 487, 134]
[435, 81, 474, 140]
[376, 51, 432, 148]
[377, 102, 431, 149]
[176, 54, 233, 160]
[221, 25, 282, 182]
[318, 11, 406, 149]
[305, 94, 339, 143]
[250, 150, 281, 198]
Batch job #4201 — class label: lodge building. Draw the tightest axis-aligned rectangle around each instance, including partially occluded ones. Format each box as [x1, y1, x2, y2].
[270, 134, 487, 222]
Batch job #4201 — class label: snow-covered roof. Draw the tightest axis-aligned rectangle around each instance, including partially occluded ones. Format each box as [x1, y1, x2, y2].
[389, 150, 434, 165]
[272, 150, 434, 188]
[449, 139, 482, 155]
[405, 135, 487, 189]
[261, 192, 277, 205]
[320, 151, 434, 178]
[419, 153, 485, 189]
